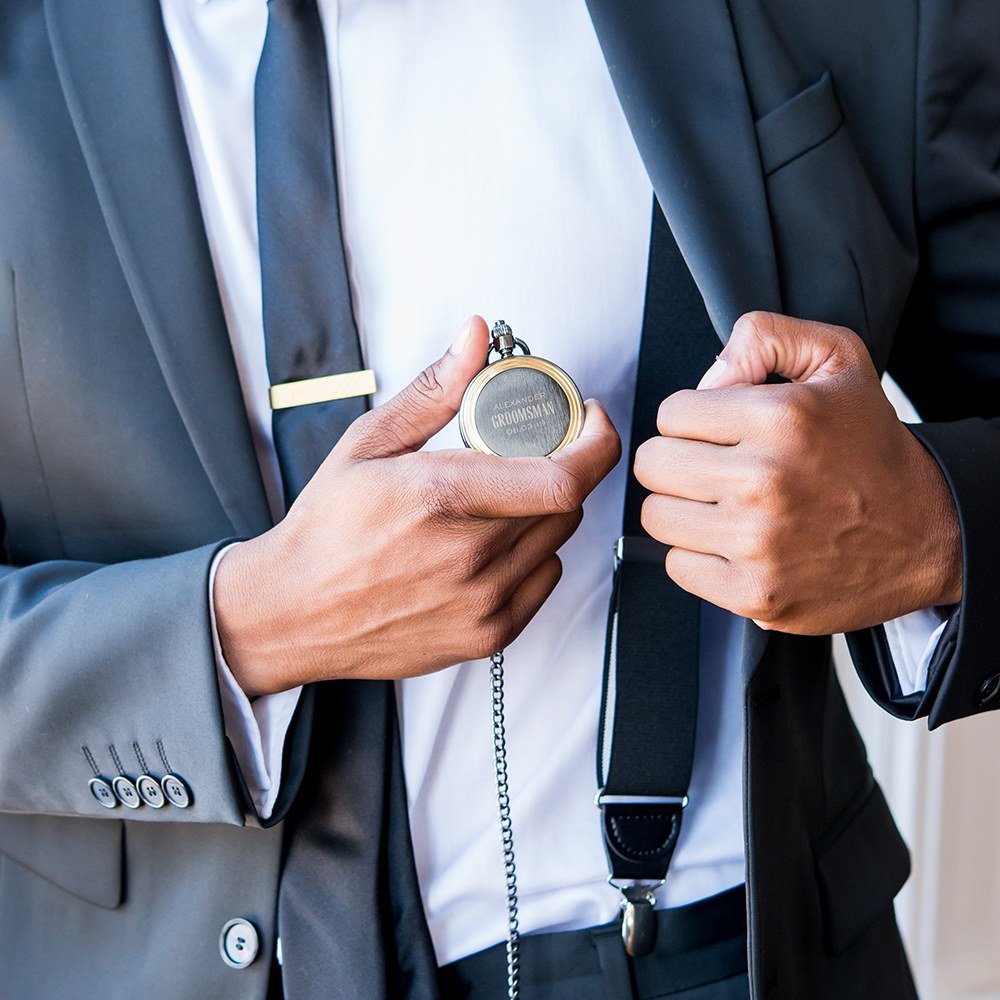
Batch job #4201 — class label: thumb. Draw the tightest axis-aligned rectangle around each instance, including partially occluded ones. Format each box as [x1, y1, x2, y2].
[697, 311, 871, 390]
[341, 315, 490, 459]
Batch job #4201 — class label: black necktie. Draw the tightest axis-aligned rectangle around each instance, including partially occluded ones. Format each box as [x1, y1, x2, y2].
[255, 0, 369, 509]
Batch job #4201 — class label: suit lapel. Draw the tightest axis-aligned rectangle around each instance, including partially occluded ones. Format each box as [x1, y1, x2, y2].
[44, 0, 271, 539]
[586, 0, 782, 337]
[586, 0, 778, 678]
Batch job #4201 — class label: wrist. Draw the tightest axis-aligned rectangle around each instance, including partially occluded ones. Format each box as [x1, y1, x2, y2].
[213, 534, 298, 698]
[907, 429, 963, 608]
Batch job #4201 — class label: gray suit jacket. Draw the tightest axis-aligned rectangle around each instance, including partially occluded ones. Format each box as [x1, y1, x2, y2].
[2, 1, 999, 998]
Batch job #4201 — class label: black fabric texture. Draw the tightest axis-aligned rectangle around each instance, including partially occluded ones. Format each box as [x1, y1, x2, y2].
[439, 885, 748, 1000]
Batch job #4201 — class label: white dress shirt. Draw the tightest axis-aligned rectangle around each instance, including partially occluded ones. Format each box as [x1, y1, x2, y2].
[161, 0, 947, 967]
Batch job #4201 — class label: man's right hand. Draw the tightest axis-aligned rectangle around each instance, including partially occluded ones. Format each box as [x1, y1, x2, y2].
[214, 316, 621, 698]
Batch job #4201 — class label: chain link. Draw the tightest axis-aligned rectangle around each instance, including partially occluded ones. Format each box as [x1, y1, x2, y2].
[490, 650, 521, 1000]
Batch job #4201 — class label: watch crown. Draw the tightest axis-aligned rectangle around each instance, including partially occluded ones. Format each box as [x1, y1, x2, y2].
[491, 320, 516, 358]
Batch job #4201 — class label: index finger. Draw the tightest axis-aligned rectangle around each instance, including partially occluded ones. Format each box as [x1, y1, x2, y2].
[457, 399, 622, 518]
[657, 385, 779, 444]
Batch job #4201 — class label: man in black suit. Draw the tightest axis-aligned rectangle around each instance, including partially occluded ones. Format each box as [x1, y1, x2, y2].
[0, 1, 997, 998]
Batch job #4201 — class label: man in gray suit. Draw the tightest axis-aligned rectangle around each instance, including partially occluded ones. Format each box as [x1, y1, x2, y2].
[2, 1, 998, 998]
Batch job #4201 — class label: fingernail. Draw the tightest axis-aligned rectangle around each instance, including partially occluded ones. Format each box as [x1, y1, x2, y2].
[697, 355, 727, 390]
[449, 316, 475, 355]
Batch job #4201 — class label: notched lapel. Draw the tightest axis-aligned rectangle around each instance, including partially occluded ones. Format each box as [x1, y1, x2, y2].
[44, 0, 271, 539]
[585, 0, 783, 340]
[586, 0, 778, 680]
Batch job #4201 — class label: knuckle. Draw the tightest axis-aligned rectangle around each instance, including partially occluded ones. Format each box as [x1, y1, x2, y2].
[740, 567, 788, 623]
[452, 531, 489, 579]
[732, 310, 774, 350]
[411, 363, 447, 403]
[632, 438, 660, 484]
[465, 568, 508, 622]
[657, 389, 695, 434]
[768, 388, 818, 441]
[747, 526, 781, 571]
[416, 470, 458, 520]
[834, 323, 868, 361]
[755, 392, 790, 429]
[741, 454, 786, 508]
[640, 494, 662, 536]
[782, 395, 812, 436]
[663, 546, 680, 581]
[542, 468, 583, 513]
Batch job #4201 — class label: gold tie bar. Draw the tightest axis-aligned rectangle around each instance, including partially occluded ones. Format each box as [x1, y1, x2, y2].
[269, 369, 377, 410]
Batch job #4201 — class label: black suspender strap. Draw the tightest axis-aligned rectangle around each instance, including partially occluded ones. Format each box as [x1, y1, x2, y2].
[598, 200, 722, 956]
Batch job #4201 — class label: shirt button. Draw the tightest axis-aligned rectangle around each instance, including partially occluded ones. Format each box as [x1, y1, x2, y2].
[160, 774, 192, 809]
[112, 776, 142, 809]
[220, 918, 260, 969]
[89, 777, 117, 809]
[136, 775, 166, 809]
[978, 673, 1000, 706]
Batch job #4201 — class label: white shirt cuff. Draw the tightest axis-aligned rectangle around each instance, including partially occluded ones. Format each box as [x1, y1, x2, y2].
[209, 543, 302, 819]
[882, 605, 951, 697]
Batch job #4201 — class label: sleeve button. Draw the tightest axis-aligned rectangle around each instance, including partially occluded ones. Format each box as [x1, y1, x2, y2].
[978, 673, 1000, 706]
[136, 775, 166, 808]
[89, 777, 118, 809]
[160, 774, 192, 808]
[112, 776, 142, 809]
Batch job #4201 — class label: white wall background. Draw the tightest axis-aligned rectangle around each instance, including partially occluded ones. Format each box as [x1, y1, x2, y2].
[832, 378, 1000, 1000]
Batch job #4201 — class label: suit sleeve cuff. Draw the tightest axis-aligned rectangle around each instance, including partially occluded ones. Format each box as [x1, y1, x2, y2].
[848, 418, 1000, 727]
[209, 544, 302, 819]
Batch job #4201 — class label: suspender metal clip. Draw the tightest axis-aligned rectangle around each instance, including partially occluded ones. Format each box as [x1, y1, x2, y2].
[620, 882, 660, 958]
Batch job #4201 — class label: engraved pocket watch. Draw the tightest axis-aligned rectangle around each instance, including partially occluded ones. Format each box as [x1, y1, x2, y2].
[459, 320, 585, 458]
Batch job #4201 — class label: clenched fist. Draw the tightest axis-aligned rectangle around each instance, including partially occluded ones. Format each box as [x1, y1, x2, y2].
[634, 311, 962, 635]
[215, 316, 621, 697]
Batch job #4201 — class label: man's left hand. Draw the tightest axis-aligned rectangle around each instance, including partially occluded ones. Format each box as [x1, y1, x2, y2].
[634, 312, 963, 635]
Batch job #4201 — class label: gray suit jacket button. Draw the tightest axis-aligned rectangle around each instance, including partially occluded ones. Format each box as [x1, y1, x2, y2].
[220, 919, 260, 969]
[160, 774, 191, 808]
[136, 774, 165, 808]
[89, 777, 118, 809]
[112, 776, 142, 809]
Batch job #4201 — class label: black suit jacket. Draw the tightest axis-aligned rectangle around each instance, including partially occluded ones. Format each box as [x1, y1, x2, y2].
[0, 1, 997, 998]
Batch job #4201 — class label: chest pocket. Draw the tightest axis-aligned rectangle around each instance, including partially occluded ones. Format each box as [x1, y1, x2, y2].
[0, 812, 124, 909]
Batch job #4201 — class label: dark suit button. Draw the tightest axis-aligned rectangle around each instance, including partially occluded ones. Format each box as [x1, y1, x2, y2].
[89, 777, 117, 809]
[136, 775, 165, 808]
[112, 776, 142, 809]
[978, 673, 1000, 706]
[220, 918, 259, 969]
[160, 773, 191, 808]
